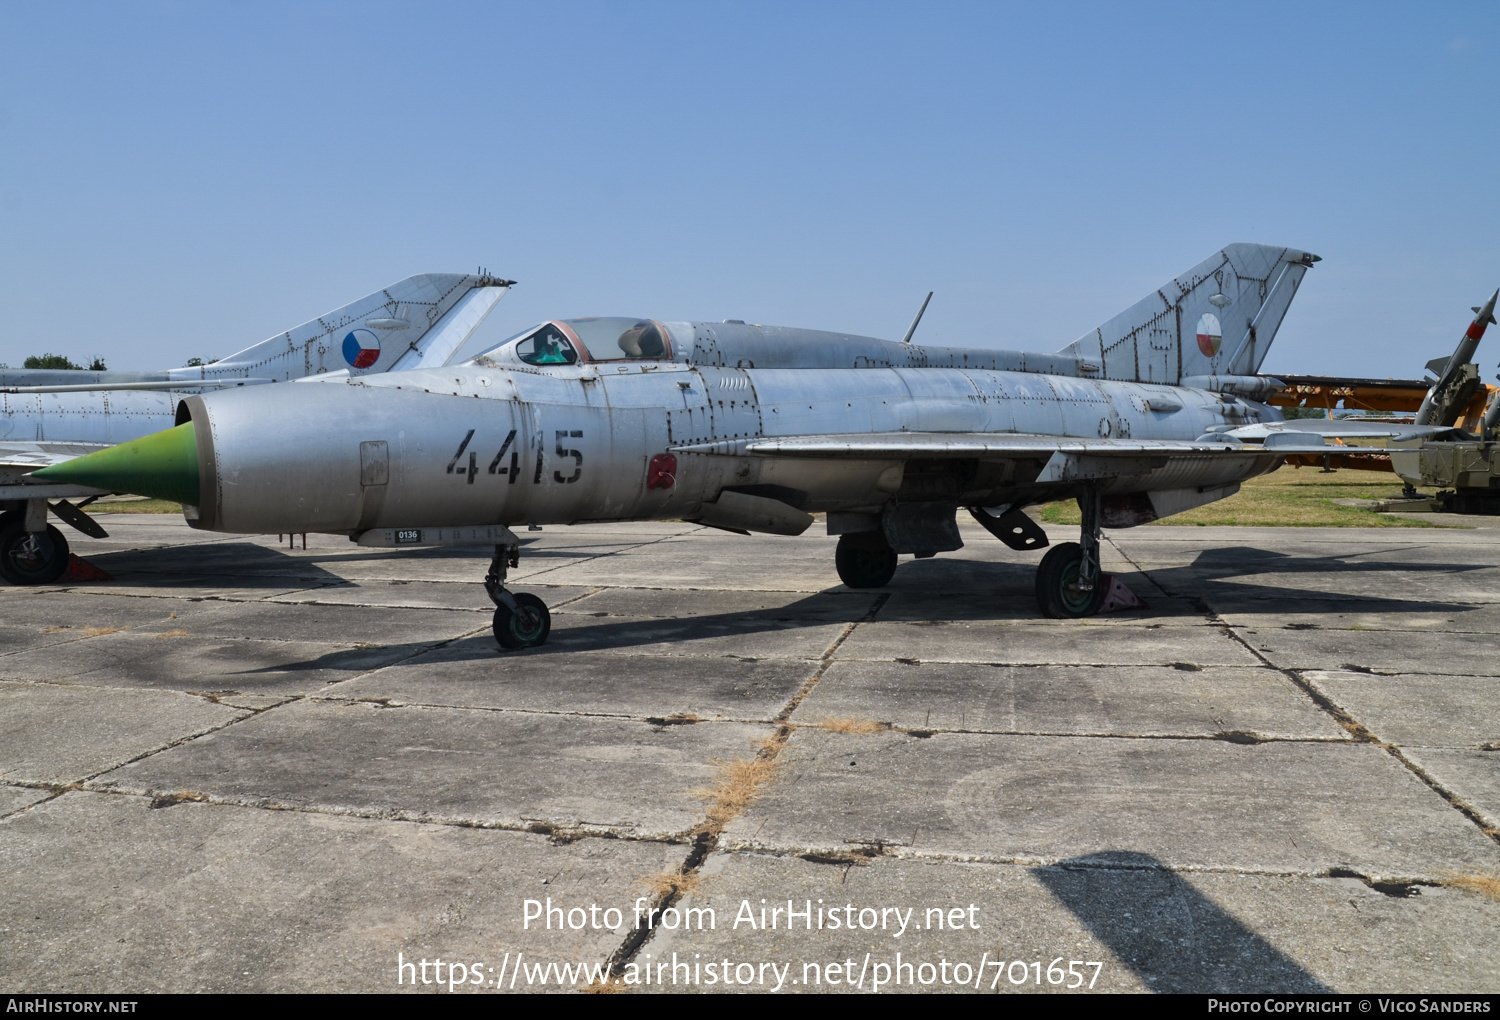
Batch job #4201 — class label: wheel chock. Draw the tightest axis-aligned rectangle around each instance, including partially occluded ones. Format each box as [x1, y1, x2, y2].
[1097, 573, 1146, 612]
[58, 555, 112, 582]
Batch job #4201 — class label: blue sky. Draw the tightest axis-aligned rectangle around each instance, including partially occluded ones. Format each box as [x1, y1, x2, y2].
[2, 1, 1497, 378]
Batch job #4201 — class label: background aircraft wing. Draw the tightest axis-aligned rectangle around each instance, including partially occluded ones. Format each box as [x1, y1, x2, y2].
[0, 442, 111, 501]
[0, 442, 109, 471]
[1224, 420, 1466, 440]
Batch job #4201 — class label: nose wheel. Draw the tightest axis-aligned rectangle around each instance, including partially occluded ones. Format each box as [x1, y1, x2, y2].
[484, 543, 551, 649]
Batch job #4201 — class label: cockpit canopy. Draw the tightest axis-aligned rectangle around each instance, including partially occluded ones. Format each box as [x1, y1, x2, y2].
[565, 317, 668, 360]
[474, 317, 672, 367]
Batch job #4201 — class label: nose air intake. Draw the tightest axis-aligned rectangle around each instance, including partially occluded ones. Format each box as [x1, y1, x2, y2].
[31, 422, 201, 507]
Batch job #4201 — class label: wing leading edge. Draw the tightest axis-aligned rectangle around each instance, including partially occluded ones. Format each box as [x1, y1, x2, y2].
[675, 419, 1463, 461]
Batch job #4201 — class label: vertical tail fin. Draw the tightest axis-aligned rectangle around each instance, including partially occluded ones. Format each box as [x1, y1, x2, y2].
[1058, 243, 1317, 385]
[166, 273, 513, 383]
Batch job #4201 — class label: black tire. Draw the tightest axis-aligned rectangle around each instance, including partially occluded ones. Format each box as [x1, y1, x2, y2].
[0, 522, 71, 585]
[835, 532, 897, 589]
[493, 592, 551, 649]
[1035, 541, 1104, 619]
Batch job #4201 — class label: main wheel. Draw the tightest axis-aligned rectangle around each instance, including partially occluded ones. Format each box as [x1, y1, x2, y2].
[835, 532, 897, 589]
[1035, 541, 1105, 619]
[493, 592, 551, 649]
[0, 523, 70, 585]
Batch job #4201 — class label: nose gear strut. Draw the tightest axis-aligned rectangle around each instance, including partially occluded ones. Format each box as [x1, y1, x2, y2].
[485, 542, 551, 649]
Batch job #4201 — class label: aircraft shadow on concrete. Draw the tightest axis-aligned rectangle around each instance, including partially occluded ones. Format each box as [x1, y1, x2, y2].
[1186, 544, 1491, 579]
[71, 540, 560, 587]
[1034, 852, 1331, 993]
[78, 541, 1487, 675]
[241, 572, 1480, 680]
[230, 592, 878, 674]
[74, 537, 599, 588]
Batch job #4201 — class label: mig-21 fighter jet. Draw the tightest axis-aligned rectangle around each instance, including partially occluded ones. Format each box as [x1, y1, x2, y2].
[0, 271, 513, 582]
[34, 243, 1457, 647]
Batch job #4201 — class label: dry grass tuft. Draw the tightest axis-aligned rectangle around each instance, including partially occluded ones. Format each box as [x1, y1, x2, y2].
[584, 977, 627, 994]
[694, 753, 781, 834]
[155, 630, 190, 639]
[43, 625, 129, 636]
[638, 868, 704, 901]
[812, 716, 886, 736]
[1440, 871, 1500, 900]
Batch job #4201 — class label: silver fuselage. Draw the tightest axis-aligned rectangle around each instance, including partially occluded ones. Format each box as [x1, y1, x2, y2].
[183, 351, 1281, 535]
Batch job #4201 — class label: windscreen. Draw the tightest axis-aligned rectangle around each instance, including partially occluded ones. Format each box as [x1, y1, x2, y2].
[561, 318, 670, 361]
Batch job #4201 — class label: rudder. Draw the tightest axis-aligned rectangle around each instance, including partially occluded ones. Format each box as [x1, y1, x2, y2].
[1058, 243, 1317, 385]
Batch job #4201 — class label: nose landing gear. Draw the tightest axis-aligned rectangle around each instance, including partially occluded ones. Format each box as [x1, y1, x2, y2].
[484, 542, 551, 649]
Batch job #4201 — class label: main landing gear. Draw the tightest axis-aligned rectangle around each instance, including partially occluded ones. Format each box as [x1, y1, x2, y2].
[0, 503, 71, 586]
[834, 532, 898, 589]
[484, 542, 551, 649]
[1035, 487, 1106, 618]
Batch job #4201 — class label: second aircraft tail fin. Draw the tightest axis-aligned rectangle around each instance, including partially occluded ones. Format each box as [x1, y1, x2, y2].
[167, 272, 513, 384]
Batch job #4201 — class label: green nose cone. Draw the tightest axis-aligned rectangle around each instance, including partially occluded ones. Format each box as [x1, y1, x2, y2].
[32, 422, 200, 507]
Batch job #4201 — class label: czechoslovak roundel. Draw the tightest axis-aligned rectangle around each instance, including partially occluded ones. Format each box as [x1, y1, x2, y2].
[342, 329, 381, 369]
[1195, 313, 1222, 358]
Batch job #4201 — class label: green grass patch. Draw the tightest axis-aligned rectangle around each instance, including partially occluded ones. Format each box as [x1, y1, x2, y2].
[92, 497, 182, 514]
[1038, 467, 1446, 528]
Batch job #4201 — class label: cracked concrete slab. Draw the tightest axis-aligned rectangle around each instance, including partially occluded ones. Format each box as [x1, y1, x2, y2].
[0, 631, 429, 696]
[165, 599, 490, 645]
[642, 852, 1500, 993]
[89, 699, 771, 839]
[836, 619, 1259, 666]
[542, 612, 849, 660]
[722, 729, 1500, 876]
[327, 646, 815, 722]
[1240, 627, 1500, 676]
[558, 588, 877, 622]
[0, 680, 245, 785]
[268, 581, 594, 612]
[0, 590, 225, 632]
[0, 786, 50, 817]
[534, 532, 845, 592]
[0, 790, 682, 993]
[1402, 748, 1500, 831]
[1303, 670, 1500, 748]
[1217, 601, 1500, 634]
[877, 590, 1204, 624]
[9, 514, 1500, 993]
[793, 662, 1346, 739]
[48, 579, 340, 601]
[0, 621, 121, 658]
